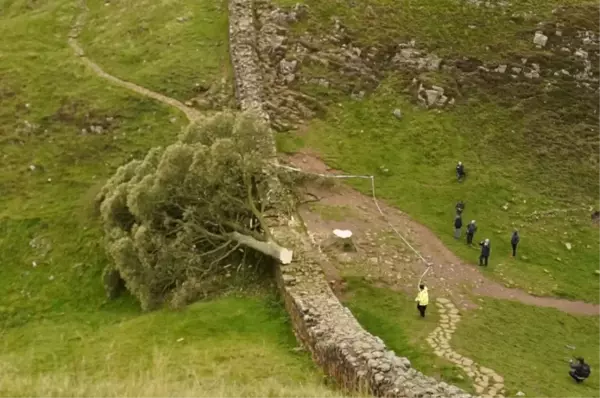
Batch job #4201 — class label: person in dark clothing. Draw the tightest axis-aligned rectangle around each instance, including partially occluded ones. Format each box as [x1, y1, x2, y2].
[511, 229, 520, 257]
[454, 215, 463, 239]
[466, 220, 477, 245]
[455, 200, 465, 216]
[569, 357, 591, 383]
[456, 161, 465, 182]
[479, 238, 491, 266]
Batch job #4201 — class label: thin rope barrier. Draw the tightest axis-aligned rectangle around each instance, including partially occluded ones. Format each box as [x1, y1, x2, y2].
[278, 164, 433, 288]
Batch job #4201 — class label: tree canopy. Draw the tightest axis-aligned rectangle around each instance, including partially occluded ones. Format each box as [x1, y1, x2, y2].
[96, 112, 298, 310]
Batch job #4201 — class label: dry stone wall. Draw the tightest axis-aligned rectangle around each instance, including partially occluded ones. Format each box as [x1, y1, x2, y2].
[228, 1, 473, 397]
[228, 0, 270, 121]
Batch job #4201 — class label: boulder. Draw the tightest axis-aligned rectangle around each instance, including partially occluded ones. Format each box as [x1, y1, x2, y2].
[279, 59, 298, 74]
[533, 31, 548, 47]
[426, 54, 442, 71]
[425, 90, 441, 106]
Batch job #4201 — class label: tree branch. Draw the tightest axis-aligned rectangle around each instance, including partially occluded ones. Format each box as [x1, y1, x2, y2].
[229, 231, 293, 264]
[244, 173, 271, 240]
[198, 240, 234, 258]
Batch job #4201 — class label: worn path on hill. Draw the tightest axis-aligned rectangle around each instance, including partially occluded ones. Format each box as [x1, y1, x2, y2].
[68, 0, 201, 125]
[287, 152, 599, 317]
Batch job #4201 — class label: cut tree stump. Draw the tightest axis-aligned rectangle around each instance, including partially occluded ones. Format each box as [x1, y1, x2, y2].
[333, 229, 355, 252]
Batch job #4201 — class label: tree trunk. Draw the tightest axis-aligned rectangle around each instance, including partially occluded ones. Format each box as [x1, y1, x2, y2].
[230, 231, 293, 264]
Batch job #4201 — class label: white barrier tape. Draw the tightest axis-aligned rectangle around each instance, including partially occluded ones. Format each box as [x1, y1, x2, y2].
[278, 163, 433, 288]
[278, 164, 372, 180]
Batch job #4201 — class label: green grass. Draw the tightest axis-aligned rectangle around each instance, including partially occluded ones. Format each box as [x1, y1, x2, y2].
[453, 297, 600, 397]
[0, 294, 343, 397]
[344, 278, 600, 397]
[343, 278, 474, 393]
[278, 77, 599, 302]
[0, 0, 184, 318]
[80, 0, 233, 102]
[274, 0, 600, 302]
[275, 0, 593, 60]
[0, 0, 338, 395]
[0, 0, 186, 215]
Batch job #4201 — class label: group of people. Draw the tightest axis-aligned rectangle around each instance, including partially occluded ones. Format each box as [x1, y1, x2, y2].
[412, 162, 592, 385]
[454, 201, 520, 266]
[454, 160, 522, 266]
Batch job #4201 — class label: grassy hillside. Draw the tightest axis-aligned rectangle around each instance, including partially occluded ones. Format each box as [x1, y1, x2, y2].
[275, 0, 600, 302]
[80, 0, 233, 103]
[0, 0, 338, 395]
[344, 279, 600, 397]
[0, 295, 342, 397]
[453, 296, 600, 397]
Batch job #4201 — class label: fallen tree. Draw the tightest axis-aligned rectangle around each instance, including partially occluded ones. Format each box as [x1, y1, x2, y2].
[96, 111, 300, 310]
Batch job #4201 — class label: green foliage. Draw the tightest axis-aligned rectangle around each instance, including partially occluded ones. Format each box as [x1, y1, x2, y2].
[97, 112, 295, 310]
[0, 0, 335, 395]
[102, 264, 125, 300]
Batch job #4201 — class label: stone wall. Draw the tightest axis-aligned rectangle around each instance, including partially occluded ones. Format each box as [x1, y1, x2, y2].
[227, 1, 473, 397]
[228, 0, 270, 121]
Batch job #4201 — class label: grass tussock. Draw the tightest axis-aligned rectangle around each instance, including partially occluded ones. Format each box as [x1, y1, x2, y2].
[0, 296, 344, 397]
[1, 366, 342, 398]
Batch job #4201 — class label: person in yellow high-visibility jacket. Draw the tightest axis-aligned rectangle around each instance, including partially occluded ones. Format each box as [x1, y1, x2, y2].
[415, 284, 429, 318]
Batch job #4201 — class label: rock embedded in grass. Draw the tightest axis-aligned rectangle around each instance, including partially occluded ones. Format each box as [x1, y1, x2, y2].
[533, 31, 548, 47]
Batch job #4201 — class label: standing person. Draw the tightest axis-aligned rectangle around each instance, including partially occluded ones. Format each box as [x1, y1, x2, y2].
[414, 284, 429, 318]
[511, 229, 520, 257]
[455, 200, 465, 216]
[454, 215, 463, 239]
[479, 238, 491, 266]
[456, 161, 465, 182]
[569, 357, 591, 384]
[466, 220, 477, 245]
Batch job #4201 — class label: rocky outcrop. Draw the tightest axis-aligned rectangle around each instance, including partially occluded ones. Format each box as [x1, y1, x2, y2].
[227, 1, 473, 397]
[251, 1, 598, 130]
[251, 1, 458, 129]
[454, 9, 599, 88]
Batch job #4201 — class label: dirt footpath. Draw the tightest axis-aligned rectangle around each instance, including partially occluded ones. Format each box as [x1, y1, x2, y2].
[286, 152, 599, 316]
